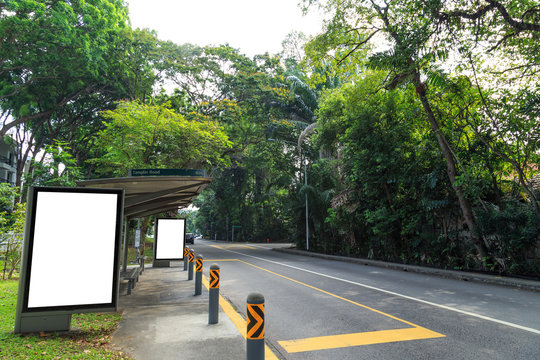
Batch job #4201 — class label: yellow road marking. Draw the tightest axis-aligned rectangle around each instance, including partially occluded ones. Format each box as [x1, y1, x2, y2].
[205, 253, 445, 353]
[279, 327, 445, 353]
[235, 259, 419, 327]
[202, 275, 278, 360]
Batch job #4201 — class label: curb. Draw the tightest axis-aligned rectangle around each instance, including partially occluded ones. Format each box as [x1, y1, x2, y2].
[273, 248, 540, 292]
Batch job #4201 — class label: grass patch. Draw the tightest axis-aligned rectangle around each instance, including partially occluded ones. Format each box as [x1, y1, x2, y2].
[127, 243, 154, 265]
[0, 280, 132, 359]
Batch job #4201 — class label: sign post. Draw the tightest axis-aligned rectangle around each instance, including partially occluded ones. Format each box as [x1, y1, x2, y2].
[134, 229, 141, 248]
[232, 225, 242, 242]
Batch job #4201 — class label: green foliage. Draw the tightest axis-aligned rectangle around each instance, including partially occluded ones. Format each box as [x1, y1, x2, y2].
[195, 138, 297, 243]
[2, 0, 537, 278]
[178, 209, 197, 234]
[0, 0, 132, 136]
[475, 200, 540, 274]
[193, 50, 307, 243]
[290, 159, 338, 252]
[299, 0, 539, 274]
[1, 203, 25, 279]
[0, 1, 157, 190]
[0, 183, 19, 213]
[25, 141, 81, 188]
[0, 186, 25, 279]
[315, 72, 469, 264]
[94, 101, 232, 176]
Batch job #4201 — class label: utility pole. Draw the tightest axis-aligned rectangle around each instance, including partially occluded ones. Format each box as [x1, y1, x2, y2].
[304, 157, 309, 251]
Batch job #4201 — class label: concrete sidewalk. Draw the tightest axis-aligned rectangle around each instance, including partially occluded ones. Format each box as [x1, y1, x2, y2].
[111, 264, 246, 360]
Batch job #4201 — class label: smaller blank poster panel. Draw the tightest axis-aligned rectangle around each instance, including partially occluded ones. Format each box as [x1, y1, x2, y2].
[155, 218, 185, 260]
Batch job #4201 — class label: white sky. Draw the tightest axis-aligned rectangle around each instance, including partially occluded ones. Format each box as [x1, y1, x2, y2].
[126, 0, 326, 57]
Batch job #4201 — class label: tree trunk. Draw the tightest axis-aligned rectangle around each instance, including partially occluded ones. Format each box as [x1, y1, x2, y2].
[373, 2, 490, 259]
[414, 75, 489, 259]
[515, 166, 540, 214]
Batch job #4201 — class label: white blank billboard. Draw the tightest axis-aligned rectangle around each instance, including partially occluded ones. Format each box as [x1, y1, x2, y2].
[155, 218, 185, 260]
[23, 188, 123, 311]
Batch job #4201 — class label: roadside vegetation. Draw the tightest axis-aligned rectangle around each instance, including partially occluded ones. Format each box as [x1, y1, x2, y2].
[0, 280, 131, 359]
[127, 239, 154, 265]
[1, 0, 538, 289]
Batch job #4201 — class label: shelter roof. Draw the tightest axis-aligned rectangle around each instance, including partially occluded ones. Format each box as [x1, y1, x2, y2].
[77, 176, 211, 218]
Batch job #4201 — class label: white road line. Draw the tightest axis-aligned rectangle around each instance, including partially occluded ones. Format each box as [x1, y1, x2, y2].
[217, 246, 540, 335]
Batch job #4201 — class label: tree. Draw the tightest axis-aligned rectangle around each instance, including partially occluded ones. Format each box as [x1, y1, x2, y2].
[91, 100, 231, 258]
[0, 183, 17, 213]
[419, 0, 540, 213]
[0, 0, 132, 137]
[178, 209, 197, 233]
[0, 1, 161, 191]
[0, 184, 24, 279]
[24, 140, 81, 188]
[317, 72, 430, 258]
[280, 31, 309, 64]
[423, 0, 540, 81]
[303, 0, 495, 258]
[189, 49, 306, 242]
[94, 101, 232, 177]
[428, 77, 540, 213]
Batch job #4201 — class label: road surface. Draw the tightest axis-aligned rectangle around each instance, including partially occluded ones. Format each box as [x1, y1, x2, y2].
[191, 240, 540, 360]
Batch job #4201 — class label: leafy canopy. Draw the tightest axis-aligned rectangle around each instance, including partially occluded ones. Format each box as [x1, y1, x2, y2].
[94, 101, 232, 176]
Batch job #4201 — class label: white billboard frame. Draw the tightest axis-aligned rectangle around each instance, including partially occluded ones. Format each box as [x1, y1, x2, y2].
[15, 186, 124, 333]
[154, 218, 186, 261]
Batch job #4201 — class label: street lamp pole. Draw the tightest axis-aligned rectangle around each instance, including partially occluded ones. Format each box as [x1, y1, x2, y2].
[297, 123, 317, 251]
[304, 156, 309, 251]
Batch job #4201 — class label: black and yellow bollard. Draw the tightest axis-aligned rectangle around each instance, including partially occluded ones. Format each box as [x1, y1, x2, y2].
[195, 255, 203, 295]
[183, 247, 189, 271]
[246, 293, 265, 360]
[208, 264, 220, 324]
[188, 249, 195, 280]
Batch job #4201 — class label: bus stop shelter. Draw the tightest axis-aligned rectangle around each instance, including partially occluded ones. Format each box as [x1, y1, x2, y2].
[77, 173, 211, 271]
[14, 170, 211, 334]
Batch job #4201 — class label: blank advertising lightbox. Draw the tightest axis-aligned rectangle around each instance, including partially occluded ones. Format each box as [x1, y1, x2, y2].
[21, 187, 124, 312]
[154, 218, 185, 260]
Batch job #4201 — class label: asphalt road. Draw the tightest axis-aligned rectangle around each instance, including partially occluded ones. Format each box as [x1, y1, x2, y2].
[191, 240, 540, 360]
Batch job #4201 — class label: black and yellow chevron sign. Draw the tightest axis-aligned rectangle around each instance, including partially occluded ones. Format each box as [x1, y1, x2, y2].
[196, 257, 203, 272]
[247, 303, 265, 340]
[184, 247, 188, 257]
[188, 252, 194, 262]
[209, 269, 220, 289]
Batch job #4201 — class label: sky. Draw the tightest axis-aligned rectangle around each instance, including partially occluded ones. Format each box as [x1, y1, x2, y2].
[126, 0, 326, 57]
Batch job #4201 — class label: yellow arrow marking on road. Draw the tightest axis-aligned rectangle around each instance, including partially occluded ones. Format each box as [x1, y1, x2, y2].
[235, 258, 446, 353]
[279, 326, 445, 353]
